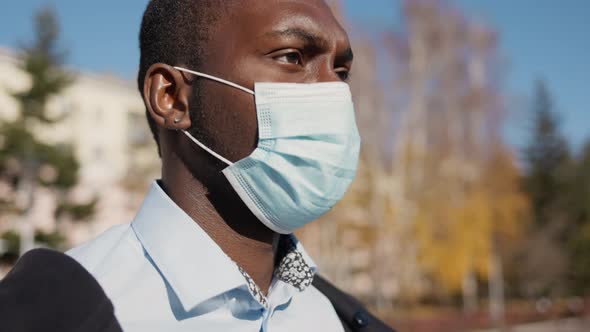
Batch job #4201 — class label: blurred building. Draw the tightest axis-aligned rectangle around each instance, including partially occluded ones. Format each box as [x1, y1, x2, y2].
[0, 47, 159, 246]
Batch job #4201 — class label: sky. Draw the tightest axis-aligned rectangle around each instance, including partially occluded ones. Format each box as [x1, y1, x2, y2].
[1, 0, 588, 151]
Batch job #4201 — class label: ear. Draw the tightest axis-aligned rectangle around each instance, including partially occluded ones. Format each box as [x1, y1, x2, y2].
[143, 63, 192, 130]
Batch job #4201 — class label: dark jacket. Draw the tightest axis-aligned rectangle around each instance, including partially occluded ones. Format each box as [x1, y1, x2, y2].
[0, 248, 123, 332]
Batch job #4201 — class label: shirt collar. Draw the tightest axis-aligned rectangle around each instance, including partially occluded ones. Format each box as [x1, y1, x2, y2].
[131, 181, 246, 312]
[131, 181, 319, 311]
[238, 234, 318, 308]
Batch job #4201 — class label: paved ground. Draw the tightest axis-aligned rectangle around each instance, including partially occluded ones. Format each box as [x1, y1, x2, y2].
[475, 318, 590, 332]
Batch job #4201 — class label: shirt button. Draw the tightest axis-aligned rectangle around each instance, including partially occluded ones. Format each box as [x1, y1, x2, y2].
[353, 310, 370, 328]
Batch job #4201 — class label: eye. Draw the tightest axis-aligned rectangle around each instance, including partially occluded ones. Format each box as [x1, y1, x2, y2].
[274, 51, 303, 66]
[335, 69, 350, 81]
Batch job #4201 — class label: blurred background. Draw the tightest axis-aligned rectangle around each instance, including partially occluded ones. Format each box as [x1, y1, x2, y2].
[0, 0, 589, 331]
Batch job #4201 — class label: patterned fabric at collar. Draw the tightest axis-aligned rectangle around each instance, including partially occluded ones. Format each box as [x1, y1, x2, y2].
[238, 266, 268, 307]
[237, 235, 315, 308]
[274, 235, 314, 291]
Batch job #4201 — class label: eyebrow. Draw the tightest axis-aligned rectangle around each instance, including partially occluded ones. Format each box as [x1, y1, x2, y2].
[264, 28, 354, 63]
[264, 28, 329, 50]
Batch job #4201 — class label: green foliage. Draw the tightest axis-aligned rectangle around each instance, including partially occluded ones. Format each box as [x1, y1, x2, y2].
[519, 80, 571, 297]
[0, 5, 77, 187]
[519, 80, 590, 298]
[37, 143, 79, 189]
[12, 6, 73, 123]
[34, 230, 66, 250]
[566, 141, 590, 295]
[0, 231, 20, 256]
[522, 80, 571, 227]
[0, 5, 77, 189]
[0, 122, 79, 189]
[0, 6, 93, 255]
[0, 229, 67, 255]
[569, 223, 590, 295]
[55, 197, 98, 222]
[569, 141, 590, 225]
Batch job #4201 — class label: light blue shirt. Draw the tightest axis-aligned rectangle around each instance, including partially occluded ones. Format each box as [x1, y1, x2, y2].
[67, 181, 343, 332]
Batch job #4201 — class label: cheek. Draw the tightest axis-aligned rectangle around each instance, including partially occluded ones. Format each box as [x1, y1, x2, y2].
[198, 83, 258, 162]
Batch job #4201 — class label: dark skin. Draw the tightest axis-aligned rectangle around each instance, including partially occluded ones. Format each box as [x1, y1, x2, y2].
[143, 0, 353, 294]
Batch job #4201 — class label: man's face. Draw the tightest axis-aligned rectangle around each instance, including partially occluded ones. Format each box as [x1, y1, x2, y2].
[182, 0, 353, 165]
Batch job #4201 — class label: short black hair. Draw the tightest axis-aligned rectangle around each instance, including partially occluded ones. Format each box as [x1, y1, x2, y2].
[138, 0, 223, 152]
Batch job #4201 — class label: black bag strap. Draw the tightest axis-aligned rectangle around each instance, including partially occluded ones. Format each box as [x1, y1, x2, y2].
[313, 274, 397, 332]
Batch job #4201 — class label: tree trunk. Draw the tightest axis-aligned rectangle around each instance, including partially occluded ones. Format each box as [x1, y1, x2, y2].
[18, 162, 37, 255]
[462, 266, 478, 314]
[488, 240, 505, 328]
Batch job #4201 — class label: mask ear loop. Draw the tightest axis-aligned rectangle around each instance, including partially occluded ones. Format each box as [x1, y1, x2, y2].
[173, 67, 255, 95]
[173, 66, 257, 167]
[180, 131, 234, 166]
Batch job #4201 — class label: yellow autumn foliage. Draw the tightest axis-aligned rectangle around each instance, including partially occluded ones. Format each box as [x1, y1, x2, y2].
[416, 148, 529, 293]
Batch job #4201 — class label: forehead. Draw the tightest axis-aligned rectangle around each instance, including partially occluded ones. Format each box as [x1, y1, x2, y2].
[225, 0, 349, 47]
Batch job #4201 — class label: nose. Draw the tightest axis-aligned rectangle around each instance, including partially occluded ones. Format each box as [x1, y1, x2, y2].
[315, 60, 343, 83]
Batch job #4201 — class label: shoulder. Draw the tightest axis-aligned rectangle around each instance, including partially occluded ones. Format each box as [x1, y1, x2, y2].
[291, 284, 345, 331]
[67, 224, 142, 276]
[306, 284, 339, 310]
[0, 248, 123, 332]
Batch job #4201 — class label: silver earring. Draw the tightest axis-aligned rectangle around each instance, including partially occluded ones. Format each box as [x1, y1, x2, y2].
[173, 118, 181, 124]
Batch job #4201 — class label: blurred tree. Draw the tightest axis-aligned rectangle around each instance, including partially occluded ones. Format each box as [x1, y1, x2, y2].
[567, 140, 590, 295]
[570, 141, 590, 229]
[523, 80, 571, 227]
[387, 2, 528, 326]
[519, 80, 571, 298]
[568, 224, 590, 295]
[0, 6, 93, 256]
[305, 0, 529, 322]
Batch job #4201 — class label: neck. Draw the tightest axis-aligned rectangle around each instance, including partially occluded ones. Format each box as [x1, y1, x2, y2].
[161, 150, 280, 294]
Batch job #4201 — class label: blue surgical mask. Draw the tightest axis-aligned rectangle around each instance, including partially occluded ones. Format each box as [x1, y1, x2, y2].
[174, 66, 361, 234]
